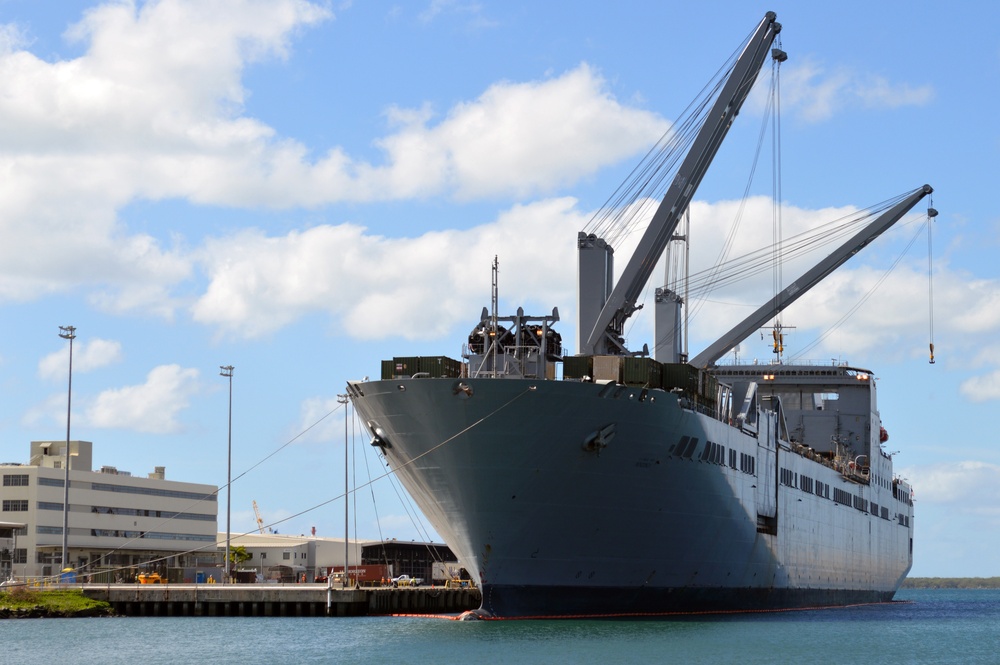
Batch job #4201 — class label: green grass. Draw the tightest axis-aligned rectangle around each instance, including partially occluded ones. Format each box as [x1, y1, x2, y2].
[0, 587, 114, 618]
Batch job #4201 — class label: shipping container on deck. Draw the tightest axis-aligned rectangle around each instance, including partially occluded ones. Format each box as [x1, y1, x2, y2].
[562, 355, 594, 380]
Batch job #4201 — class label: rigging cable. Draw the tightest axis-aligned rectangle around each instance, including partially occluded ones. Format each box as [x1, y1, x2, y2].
[927, 196, 938, 363]
[684, 54, 780, 326]
[54, 398, 350, 584]
[358, 407, 392, 572]
[86, 386, 537, 584]
[788, 216, 927, 362]
[770, 41, 785, 360]
[583, 35, 747, 245]
[681, 191, 914, 298]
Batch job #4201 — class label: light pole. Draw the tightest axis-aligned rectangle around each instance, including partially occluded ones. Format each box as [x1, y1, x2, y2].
[58, 325, 76, 573]
[220, 365, 234, 584]
[337, 393, 348, 589]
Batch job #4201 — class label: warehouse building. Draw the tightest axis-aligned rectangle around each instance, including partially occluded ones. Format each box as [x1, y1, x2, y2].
[0, 441, 219, 581]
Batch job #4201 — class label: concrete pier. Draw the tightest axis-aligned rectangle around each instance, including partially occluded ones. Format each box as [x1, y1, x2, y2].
[83, 584, 481, 617]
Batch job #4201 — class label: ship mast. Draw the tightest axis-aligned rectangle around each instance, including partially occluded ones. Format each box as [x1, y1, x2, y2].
[490, 255, 499, 377]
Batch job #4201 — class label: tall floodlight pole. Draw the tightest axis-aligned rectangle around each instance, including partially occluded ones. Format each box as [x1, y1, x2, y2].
[338, 394, 348, 589]
[58, 326, 76, 573]
[220, 365, 234, 584]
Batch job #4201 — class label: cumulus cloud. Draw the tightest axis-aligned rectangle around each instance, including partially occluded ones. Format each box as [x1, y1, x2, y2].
[959, 370, 1000, 402]
[192, 197, 587, 338]
[83, 363, 200, 433]
[0, 0, 330, 310]
[0, 1, 664, 321]
[769, 59, 933, 123]
[183, 185, 1000, 375]
[900, 461, 1000, 511]
[369, 64, 669, 201]
[38, 338, 124, 381]
[293, 396, 344, 445]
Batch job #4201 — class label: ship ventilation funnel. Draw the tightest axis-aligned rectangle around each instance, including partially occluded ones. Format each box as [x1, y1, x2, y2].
[578, 233, 614, 354]
[654, 287, 684, 363]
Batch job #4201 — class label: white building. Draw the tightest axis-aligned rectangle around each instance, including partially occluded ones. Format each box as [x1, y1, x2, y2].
[0, 441, 218, 581]
[220, 531, 368, 583]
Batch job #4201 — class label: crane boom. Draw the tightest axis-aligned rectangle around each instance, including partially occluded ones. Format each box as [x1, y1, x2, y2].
[689, 184, 934, 368]
[583, 12, 781, 355]
[252, 500, 265, 535]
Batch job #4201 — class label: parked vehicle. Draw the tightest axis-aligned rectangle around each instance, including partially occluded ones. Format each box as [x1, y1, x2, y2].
[392, 574, 422, 587]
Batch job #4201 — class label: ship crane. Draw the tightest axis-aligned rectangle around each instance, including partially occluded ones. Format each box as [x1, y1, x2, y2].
[690, 184, 935, 368]
[580, 12, 782, 356]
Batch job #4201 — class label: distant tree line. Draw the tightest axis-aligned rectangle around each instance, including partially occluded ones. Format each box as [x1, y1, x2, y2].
[902, 577, 1000, 589]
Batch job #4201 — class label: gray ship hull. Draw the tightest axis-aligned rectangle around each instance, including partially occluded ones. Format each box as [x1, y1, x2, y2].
[349, 376, 914, 618]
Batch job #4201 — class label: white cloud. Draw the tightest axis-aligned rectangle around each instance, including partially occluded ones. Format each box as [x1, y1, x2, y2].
[0, 1, 664, 320]
[293, 396, 344, 444]
[960, 370, 1000, 402]
[900, 461, 1000, 510]
[83, 363, 201, 433]
[774, 59, 933, 123]
[192, 197, 587, 338]
[369, 63, 668, 201]
[418, 0, 494, 28]
[38, 337, 124, 381]
[0, 0, 330, 310]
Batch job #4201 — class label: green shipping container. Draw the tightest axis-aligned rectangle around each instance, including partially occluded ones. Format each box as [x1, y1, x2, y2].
[416, 356, 463, 378]
[662, 363, 700, 393]
[392, 356, 419, 378]
[622, 357, 663, 388]
[563, 355, 594, 379]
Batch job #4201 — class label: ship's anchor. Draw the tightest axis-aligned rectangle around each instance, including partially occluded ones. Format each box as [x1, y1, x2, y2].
[583, 423, 616, 454]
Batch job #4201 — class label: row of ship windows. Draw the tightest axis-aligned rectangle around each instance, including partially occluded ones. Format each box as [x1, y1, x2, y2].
[3, 475, 217, 502]
[673, 437, 757, 476]
[715, 369, 843, 377]
[780, 468, 910, 525]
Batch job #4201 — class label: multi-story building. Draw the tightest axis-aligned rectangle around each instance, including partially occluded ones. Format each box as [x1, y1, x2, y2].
[0, 441, 219, 581]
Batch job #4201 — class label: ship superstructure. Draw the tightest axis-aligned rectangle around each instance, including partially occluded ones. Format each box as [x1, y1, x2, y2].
[348, 12, 921, 617]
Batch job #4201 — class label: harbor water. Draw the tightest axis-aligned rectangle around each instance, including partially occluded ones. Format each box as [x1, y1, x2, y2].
[2, 588, 998, 664]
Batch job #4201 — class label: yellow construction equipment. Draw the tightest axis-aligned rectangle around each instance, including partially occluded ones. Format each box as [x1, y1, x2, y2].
[252, 500, 267, 534]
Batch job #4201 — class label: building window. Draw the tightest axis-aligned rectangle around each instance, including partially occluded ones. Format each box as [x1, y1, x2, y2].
[38, 501, 63, 511]
[3, 474, 29, 486]
[2, 499, 28, 511]
[91, 482, 217, 502]
[283, 552, 290, 560]
[13, 549, 27, 564]
[261, 552, 266, 560]
[38, 477, 64, 488]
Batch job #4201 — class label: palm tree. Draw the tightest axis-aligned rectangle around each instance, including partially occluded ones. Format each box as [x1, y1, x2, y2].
[227, 546, 251, 581]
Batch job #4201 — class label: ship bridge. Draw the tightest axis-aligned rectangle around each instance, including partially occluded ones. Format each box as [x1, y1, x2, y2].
[712, 364, 876, 463]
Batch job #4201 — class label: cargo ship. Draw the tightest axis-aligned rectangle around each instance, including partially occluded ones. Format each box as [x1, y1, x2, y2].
[347, 12, 921, 617]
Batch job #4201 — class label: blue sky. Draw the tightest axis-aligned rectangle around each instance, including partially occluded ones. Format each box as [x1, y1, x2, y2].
[0, 0, 996, 577]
